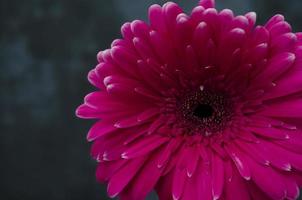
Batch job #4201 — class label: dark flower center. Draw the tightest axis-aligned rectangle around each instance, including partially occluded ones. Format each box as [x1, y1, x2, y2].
[176, 87, 233, 136]
[193, 104, 214, 118]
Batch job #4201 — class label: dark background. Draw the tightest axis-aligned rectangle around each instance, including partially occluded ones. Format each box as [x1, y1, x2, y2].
[1, 0, 302, 199]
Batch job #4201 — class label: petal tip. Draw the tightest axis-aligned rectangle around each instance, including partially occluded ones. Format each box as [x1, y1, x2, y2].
[199, 0, 215, 9]
[172, 194, 180, 200]
[121, 152, 129, 159]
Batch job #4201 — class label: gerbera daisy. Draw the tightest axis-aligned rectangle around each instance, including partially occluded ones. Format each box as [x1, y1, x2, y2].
[76, 0, 302, 199]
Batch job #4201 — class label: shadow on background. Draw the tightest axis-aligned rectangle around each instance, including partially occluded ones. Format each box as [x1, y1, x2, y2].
[1, 0, 302, 199]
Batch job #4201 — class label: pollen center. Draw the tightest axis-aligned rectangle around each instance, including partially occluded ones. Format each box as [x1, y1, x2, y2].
[176, 87, 233, 136]
[193, 104, 214, 118]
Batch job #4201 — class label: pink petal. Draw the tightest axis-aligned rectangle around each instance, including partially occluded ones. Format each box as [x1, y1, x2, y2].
[75, 104, 101, 119]
[225, 144, 251, 180]
[250, 26, 269, 45]
[96, 160, 127, 182]
[282, 175, 300, 200]
[192, 22, 212, 65]
[252, 141, 291, 171]
[186, 147, 199, 177]
[247, 126, 290, 140]
[275, 131, 302, 154]
[121, 22, 134, 40]
[149, 4, 167, 34]
[137, 108, 160, 122]
[162, 1, 183, 33]
[244, 43, 268, 64]
[259, 99, 302, 118]
[133, 37, 156, 60]
[270, 21, 292, 37]
[148, 115, 166, 134]
[251, 52, 295, 84]
[136, 60, 164, 92]
[157, 139, 181, 168]
[224, 161, 251, 200]
[111, 46, 139, 77]
[84, 92, 125, 112]
[172, 169, 186, 200]
[131, 20, 150, 39]
[247, 181, 273, 200]
[120, 150, 165, 200]
[230, 15, 249, 31]
[235, 140, 269, 166]
[265, 14, 284, 30]
[155, 170, 174, 200]
[191, 6, 206, 25]
[149, 30, 177, 66]
[122, 135, 168, 159]
[262, 68, 302, 100]
[247, 156, 287, 200]
[196, 160, 213, 200]
[245, 12, 257, 29]
[107, 157, 147, 198]
[199, 0, 215, 9]
[211, 153, 224, 200]
[271, 32, 297, 53]
[86, 120, 116, 141]
[87, 69, 102, 89]
[114, 115, 143, 129]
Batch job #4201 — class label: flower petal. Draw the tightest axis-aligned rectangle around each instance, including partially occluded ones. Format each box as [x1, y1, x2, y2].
[259, 99, 302, 118]
[224, 161, 251, 200]
[107, 157, 147, 198]
[122, 135, 169, 159]
[87, 120, 116, 141]
[211, 153, 224, 200]
[199, 0, 215, 9]
[225, 144, 251, 180]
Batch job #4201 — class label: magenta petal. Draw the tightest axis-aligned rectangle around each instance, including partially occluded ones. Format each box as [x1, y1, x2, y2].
[211, 153, 224, 200]
[247, 157, 288, 199]
[122, 135, 168, 159]
[107, 157, 147, 198]
[270, 21, 292, 37]
[96, 160, 127, 182]
[114, 115, 143, 129]
[259, 99, 302, 118]
[225, 144, 251, 180]
[199, 0, 215, 9]
[172, 169, 186, 200]
[262, 69, 302, 100]
[247, 126, 289, 140]
[87, 69, 102, 88]
[197, 160, 213, 200]
[276, 131, 302, 154]
[251, 52, 295, 85]
[247, 181, 273, 200]
[224, 161, 250, 200]
[120, 151, 164, 200]
[76, 104, 100, 119]
[155, 170, 174, 200]
[87, 120, 116, 141]
[149, 4, 167, 34]
[157, 139, 180, 169]
[265, 14, 285, 29]
[186, 147, 199, 177]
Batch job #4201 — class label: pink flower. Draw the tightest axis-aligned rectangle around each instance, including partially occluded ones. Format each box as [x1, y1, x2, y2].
[76, 0, 302, 199]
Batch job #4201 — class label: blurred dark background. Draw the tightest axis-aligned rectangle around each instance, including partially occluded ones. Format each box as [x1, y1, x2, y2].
[1, 0, 302, 199]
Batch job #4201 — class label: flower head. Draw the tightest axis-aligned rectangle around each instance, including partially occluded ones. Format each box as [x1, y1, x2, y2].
[76, 0, 302, 199]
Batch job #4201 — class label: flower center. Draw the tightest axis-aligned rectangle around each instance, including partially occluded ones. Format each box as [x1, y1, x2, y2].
[193, 104, 214, 118]
[176, 87, 233, 136]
